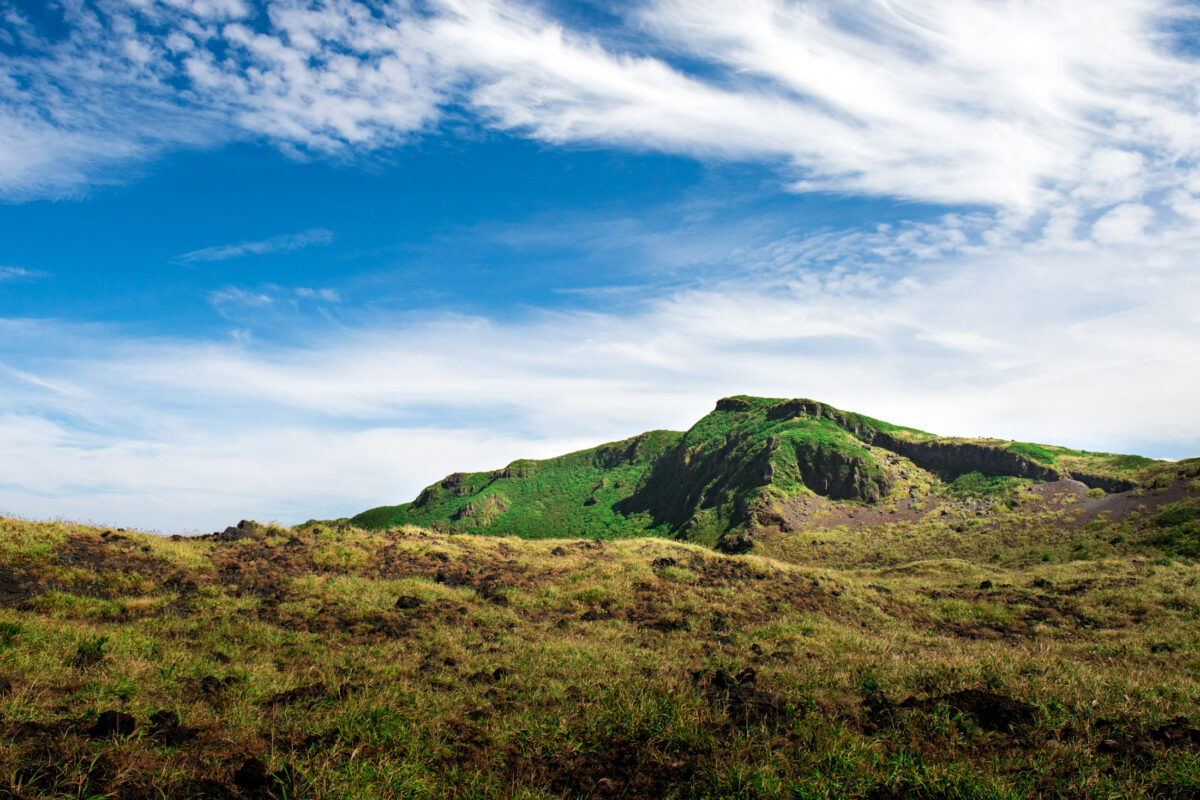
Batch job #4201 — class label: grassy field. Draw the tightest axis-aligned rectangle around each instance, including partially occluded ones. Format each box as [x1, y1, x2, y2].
[3, 488, 1200, 798]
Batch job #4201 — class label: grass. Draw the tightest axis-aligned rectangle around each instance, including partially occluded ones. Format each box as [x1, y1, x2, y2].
[2, 507, 1200, 798]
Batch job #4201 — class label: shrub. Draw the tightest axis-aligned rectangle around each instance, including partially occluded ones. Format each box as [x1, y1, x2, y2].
[1152, 505, 1200, 528]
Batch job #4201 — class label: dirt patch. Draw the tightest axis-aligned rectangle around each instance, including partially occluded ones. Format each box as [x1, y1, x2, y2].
[58, 535, 174, 585]
[147, 709, 199, 745]
[866, 689, 1037, 733]
[1086, 715, 1200, 762]
[1027, 479, 1090, 507]
[87, 710, 137, 738]
[0, 565, 54, 608]
[434, 568, 511, 606]
[509, 735, 702, 800]
[695, 667, 790, 725]
[1150, 717, 1200, 749]
[265, 682, 356, 708]
[233, 757, 301, 799]
[916, 585, 1104, 640]
[1075, 478, 1196, 525]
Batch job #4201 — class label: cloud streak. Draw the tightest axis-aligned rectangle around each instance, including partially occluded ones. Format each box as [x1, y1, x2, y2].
[0, 267, 48, 281]
[176, 228, 335, 263]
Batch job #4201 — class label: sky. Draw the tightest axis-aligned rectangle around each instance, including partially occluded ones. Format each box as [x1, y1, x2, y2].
[2, 0, 1200, 533]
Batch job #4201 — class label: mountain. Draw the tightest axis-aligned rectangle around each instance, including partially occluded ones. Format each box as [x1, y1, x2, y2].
[5, 398, 1200, 798]
[353, 395, 1182, 548]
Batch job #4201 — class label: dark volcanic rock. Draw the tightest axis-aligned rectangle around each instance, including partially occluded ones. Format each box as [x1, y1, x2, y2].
[209, 520, 262, 543]
[394, 595, 423, 609]
[937, 689, 1037, 732]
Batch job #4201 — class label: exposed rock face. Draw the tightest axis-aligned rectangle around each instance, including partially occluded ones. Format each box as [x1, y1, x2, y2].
[449, 494, 509, 522]
[614, 433, 769, 533]
[715, 397, 754, 412]
[1069, 472, 1137, 493]
[788, 439, 891, 502]
[871, 433, 1059, 482]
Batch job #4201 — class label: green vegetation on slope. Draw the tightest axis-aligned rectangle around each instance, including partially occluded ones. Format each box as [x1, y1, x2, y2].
[353, 430, 683, 539]
[354, 396, 1180, 548]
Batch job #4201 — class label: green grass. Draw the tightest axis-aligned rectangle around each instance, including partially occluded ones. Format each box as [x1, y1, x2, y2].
[1006, 442, 1057, 465]
[3, 515, 1200, 798]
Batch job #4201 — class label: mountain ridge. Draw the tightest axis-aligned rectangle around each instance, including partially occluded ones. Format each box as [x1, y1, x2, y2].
[353, 395, 1179, 547]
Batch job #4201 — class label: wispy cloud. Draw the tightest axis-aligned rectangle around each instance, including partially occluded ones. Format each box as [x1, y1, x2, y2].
[0, 267, 48, 282]
[295, 287, 341, 303]
[176, 228, 335, 264]
[3, 0, 1197, 221]
[209, 287, 275, 309]
[3, 215, 1199, 531]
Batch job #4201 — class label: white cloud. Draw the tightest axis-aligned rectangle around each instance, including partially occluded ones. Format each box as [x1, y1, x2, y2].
[0, 414, 589, 533]
[1092, 203, 1155, 244]
[176, 228, 334, 263]
[2, 0, 1197, 217]
[3, 216, 1199, 531]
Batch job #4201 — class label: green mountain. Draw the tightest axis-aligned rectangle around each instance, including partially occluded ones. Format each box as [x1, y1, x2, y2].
[352, 395, 1177, 547]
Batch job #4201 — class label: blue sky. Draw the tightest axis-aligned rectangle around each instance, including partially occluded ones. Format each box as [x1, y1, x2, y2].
[2, 0, 1200, 532]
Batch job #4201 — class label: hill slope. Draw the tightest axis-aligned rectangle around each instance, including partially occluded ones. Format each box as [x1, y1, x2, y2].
[3, 516, 1200, 799]
[354, 395, 1183, 548]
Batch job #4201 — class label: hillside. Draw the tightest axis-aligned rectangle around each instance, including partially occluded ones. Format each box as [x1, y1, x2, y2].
[5, 397, 1200, 798]
[2, 515, 1200, 799]
[353, 396, 1186, 549]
